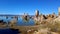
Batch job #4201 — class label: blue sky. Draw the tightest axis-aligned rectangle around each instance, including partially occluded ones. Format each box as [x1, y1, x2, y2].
[0, 0, 60, 15]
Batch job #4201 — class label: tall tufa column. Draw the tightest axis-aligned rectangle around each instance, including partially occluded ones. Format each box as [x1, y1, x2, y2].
[58, 7, 60, 16]
[35, 10, 39, 17]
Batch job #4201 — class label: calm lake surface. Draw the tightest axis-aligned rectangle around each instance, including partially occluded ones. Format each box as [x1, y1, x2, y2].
[0, 16, 35, 34]
[0, 16, 35, 26]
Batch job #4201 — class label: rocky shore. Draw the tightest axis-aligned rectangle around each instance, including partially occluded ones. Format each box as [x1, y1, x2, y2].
[0, 9, 60, 34]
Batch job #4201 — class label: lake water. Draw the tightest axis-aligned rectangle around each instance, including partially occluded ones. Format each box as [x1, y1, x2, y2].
[0, 16, 35, 34]
[0, 16, 35, 26]
[17, 17, 35, 26]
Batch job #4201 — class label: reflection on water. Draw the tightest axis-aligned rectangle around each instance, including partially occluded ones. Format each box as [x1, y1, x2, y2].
[0, 16, 35, 26]
[17, 17, 35, 26]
